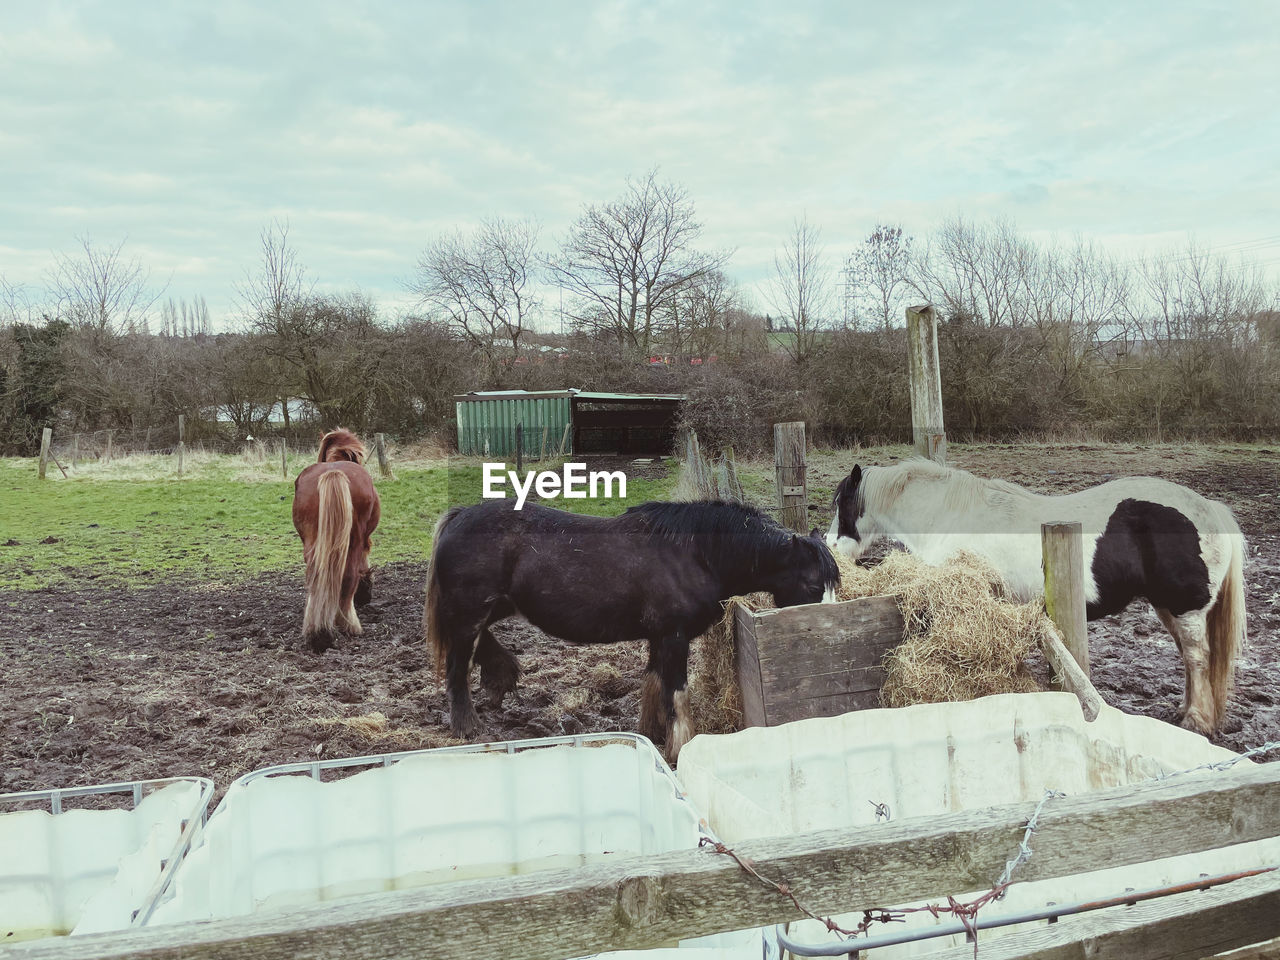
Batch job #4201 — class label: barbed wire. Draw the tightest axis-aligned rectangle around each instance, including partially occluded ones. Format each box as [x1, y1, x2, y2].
[702, 739, 1280, 957]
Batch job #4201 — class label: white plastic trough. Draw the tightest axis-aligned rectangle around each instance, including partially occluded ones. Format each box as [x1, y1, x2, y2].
[677, 691, 1275, 959]
[0, 777, 213, 944]
[148, 733, 762, 959]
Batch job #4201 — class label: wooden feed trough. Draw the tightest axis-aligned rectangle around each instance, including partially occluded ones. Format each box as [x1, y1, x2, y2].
[733, 596, 904, 727]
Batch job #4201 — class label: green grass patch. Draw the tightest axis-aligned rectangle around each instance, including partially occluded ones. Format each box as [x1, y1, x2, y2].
[0, 454, 675, 590]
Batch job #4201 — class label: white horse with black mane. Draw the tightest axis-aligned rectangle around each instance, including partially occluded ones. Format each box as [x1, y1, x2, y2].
[826, 459, 1247, 736]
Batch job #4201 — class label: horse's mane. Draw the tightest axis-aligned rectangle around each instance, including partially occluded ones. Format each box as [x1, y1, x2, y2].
[864, 459, 1033, 513]
[623, 500, 839, 585]
[317, 429, 366, 464]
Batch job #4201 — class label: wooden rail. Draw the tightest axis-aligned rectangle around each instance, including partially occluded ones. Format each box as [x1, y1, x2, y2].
[5, 763, 1279, 960]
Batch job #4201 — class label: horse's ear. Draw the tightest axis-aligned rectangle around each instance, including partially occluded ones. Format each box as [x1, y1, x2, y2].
[850, 464, 862, 485]
[809, 527, 821, 538]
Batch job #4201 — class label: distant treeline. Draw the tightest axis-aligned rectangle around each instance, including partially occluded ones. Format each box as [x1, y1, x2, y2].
[3, 177, 1278, 456]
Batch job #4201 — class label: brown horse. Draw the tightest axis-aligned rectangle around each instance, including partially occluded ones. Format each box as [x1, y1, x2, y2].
[291, 429, 381, 652]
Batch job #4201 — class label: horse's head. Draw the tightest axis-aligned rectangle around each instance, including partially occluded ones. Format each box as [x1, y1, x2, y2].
[827, 464, 874, 560]
[318, 429, 367, 464]
[769, 530, 841, 607]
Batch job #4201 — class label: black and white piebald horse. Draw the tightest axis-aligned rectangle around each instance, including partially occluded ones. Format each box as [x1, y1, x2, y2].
[827, 460, 1247, 736]
[425, 498, 841, 758]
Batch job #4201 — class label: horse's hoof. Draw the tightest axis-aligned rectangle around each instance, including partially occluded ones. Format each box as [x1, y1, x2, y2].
[307, 631, 336, 654]
[450, 708, 480, 739]
[1179, 713, 1212, 737]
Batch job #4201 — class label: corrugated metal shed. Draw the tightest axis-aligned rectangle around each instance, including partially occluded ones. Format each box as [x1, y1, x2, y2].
[454, 389, 685, 457]
[454, 391, 573, 457]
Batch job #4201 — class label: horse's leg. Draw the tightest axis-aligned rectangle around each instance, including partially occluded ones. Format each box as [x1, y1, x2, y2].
[1157, 607, 1213, 735]
[638, 640, 668, 746]
[339, 562, 362, 635]
[354, 558, 373, 607]
[659, 632, 694, 760]
[474, 625, 520, 706]
[444, 623, 481, 738]
[1154, 608, 1189, 721]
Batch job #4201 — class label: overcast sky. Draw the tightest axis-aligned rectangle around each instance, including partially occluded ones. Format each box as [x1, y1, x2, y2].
[2, 1, 1278, 331]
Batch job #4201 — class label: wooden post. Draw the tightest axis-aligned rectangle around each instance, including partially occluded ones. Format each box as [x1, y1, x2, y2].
[558, 422, 571, 457]
[72, 433, 79, 469]
[906, 303, 946, 464]
[515, 422, 523, 474]
[682, 430, 717, 499]
[718, 445, 745, 502]
[773, 421, 808, 532]
[1042, 521, 1090, 679]
[176, 415, 185, 476]
[281, 440, 288, 478]
[374, 432, 393, 479]
[38, 427, 51, 479]
[103, 430, 113, 464]
[539, 424, 549, 462]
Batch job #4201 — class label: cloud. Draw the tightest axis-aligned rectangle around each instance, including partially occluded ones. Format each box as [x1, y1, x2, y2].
[0, 1, 1276, 331]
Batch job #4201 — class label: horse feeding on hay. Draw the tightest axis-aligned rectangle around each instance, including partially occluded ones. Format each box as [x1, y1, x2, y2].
[424, 498, 841, 757]
[826, 459, 1247, 736]
[291, 429, 382, 652]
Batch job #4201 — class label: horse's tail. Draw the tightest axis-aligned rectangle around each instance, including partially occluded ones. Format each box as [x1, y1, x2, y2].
[424, 507, 464, 678]
[1206, 506, 1247, 728]
[304, 471, 354, 642]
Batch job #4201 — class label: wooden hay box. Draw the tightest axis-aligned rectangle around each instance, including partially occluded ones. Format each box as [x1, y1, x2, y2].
[734, 596, 904, 727]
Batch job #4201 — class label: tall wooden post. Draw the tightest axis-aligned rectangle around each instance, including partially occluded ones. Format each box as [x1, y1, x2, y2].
[906, 303, 946, 464]
[773, 421, 808, 532]
[374, 432, 393, 479]
[281, 440, 288, 478]
[103, 430, 113, 464]
[38, 427, 51, 479]
[72, 433, 79, 469]
[515, 422, 524, 474]
[176, 415, 185, 476]
[1042, 521, 1090, 679]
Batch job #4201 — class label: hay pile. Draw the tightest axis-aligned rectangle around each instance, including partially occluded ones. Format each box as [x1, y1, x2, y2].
[689, 549, 1055, 735]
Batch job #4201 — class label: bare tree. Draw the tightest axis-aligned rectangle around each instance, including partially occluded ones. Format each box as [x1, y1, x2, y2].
[665, 269, 740, 358]
[410, 216, 541, 381]
[237, 220, 312, 330]
[768, 216, 832, 365]
[0, 276, 37, 328]
[46, 236, 161, 336]
[845, 223, 914, 331]
[547, 169, 727, 355]
[912, 217, 1036, 328]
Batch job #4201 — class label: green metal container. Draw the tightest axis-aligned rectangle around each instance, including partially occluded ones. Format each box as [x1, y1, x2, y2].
[454, 391, 574, 457]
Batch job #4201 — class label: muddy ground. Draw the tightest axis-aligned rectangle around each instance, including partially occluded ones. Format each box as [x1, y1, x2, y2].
[1, 446, 1278, 800]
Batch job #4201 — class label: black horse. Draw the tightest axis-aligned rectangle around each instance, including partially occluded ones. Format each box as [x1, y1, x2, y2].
[423, 498, 840, 756]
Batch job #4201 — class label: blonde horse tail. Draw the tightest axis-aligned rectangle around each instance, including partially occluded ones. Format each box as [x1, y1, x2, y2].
[1206, 506, 1247, 729]
[423, 507, 462, 678]
[304, 471, 353, 647]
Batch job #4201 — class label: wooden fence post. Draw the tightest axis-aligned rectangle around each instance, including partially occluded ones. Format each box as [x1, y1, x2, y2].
[718, 445, 745, 502]
[906, 303, 947, 464]
[539, 424, 549, 462]
[103, 430, 113, 464]
[38, 427, 51, 479]
[558, 422, 571, 457]
[773, 421, 808, 532]
[176, 415, 185, 476]
[1042, 521, 1090, 679]
[72, 433, 79, 469]
[374, 432, 393, 479]
[281, 440, 288, 478]
[515, 423, 523, 474]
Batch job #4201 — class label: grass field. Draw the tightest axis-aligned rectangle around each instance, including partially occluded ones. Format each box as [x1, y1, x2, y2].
[0, 450, 678, 590]
[4, 440, 1276, 590]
